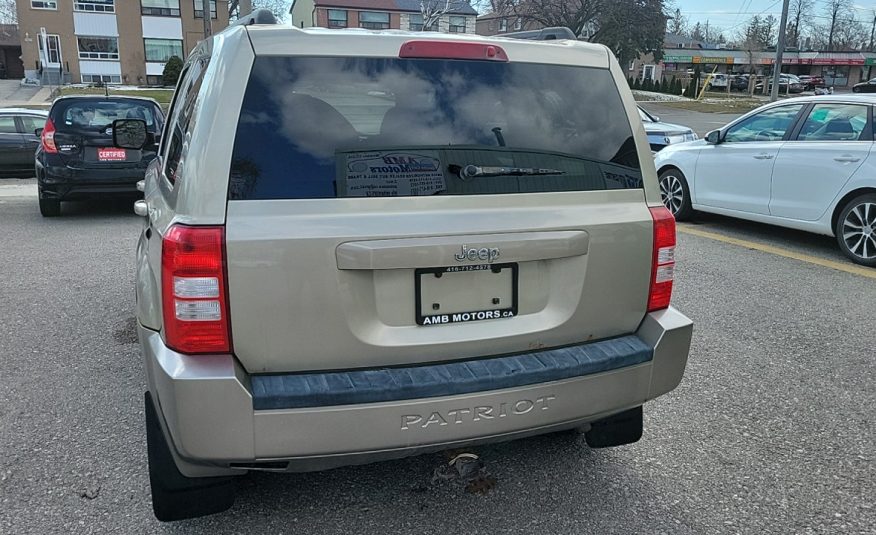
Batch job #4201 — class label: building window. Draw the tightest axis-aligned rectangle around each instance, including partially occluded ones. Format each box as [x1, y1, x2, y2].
[146, 75, 163, 85]
[141, 0, 180, 16]
[78, 36, 120, 60]
[74, 0, 115, 13]
[144, 38, 184, 62]
[449, 15, 466, 33]
[359, 11, 390, 30]
[81, 74, 121, 84]
[193, 0, 217, 19]
[31, 1, 58, 9]
[498, 19, 507, 32]
[39, 34, 63, 65]
[409, 14, 435, 31]
[514, 18, 522, 30]
[327, 9, 347, 28]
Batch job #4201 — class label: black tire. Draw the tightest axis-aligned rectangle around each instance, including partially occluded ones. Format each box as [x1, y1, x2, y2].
[658, 168, 694, 221]
[145, 392, 237, 522]
[835, 193, 876, 268]
[38, 196, 60, 217]
[584, 406, 643, 448]
[853, 86, 861, 93]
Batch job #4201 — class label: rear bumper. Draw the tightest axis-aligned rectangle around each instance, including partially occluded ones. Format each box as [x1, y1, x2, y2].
[140, 307, 692, 477]
[37, 162, 145, 199]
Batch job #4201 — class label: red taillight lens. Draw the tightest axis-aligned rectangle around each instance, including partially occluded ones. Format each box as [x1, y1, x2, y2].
[161, 225, 231, 354]
[648, 206, 676, 312]
[41, 118, 57, 153]
[399, 41, 509, 61]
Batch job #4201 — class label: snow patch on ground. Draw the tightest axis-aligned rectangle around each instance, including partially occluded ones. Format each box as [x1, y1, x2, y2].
[632, 90, 690, 102]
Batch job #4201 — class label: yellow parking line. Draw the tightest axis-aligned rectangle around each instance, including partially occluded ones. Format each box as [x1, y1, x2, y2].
[677, 224, 876, 280]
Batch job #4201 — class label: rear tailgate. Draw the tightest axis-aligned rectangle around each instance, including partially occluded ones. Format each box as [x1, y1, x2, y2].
[222, 53, 654, 374]
[226, 192, 651, 373]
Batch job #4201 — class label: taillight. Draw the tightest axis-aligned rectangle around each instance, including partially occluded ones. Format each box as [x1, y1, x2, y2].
[648, 206, 676, 312]
[161, 225, 231, 354]
[399, 41, 509, 61]
[41, 118, 57, 153]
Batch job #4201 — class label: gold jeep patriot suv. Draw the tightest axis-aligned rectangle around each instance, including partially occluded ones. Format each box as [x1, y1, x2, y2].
[127, 10, 693, 521]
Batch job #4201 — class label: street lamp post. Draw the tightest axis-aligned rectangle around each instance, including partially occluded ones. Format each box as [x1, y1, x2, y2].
[771, 0, 791, 102]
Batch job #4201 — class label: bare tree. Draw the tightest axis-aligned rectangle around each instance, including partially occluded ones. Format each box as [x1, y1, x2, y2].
[787, 0, 813, 48]
[668, 8, 686, 36]
[230, 0, 289, 22]
[421, 0, 453, 30]
[0, 0, 16, 24]
[824, 0, 852, 51]
[493, 0, 602, 38]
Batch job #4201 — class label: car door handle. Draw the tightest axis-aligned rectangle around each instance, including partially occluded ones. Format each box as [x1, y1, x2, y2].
[753, 153, 774, 160]
[833, 155, 861, 163]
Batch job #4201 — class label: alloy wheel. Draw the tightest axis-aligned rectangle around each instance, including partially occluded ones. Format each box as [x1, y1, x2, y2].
[659, 174, 684, 215]
[842, 202, 876, 260]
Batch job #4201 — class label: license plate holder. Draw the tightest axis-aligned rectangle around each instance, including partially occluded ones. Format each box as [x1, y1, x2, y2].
[97, 148, 127, 162]
[415, 263, 518, 326]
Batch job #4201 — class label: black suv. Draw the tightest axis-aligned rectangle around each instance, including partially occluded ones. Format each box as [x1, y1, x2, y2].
[35, 96, 164, 217]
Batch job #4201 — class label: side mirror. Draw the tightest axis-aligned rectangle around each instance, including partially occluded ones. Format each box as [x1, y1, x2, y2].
[112, 119, 148, 149]
[705, 130, 722, 144]
[34, 128, 43, 137]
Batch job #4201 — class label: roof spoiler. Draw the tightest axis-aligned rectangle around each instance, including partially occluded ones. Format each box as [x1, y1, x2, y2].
[229, 8, 278, 28]
[498, 27, 577, 41]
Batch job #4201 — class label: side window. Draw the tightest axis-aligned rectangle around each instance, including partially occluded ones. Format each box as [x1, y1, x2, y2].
[724, 104, 804, 143]
[0, 116, 18, 133]
[19, 115, 47, 135]
[796, 104, 869, 142]
[163, 58, 208, 184]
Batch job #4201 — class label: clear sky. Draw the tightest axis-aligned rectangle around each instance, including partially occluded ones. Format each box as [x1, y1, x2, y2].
[674, 0, 876, 37]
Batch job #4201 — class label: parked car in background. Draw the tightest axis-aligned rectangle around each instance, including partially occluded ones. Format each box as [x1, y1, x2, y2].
[704, 73, 729, 90]
[638, 106, 698, 151]
[730, 74, 749, 91]
[0, 108, 48, 177]
[852, 78, 876, 93]
[132, 11, 693, 521]
[35, 96, 164, 216]
[755, 74, 805, 94]
[798, 74, 825, 90]
[655, 95, 876, 266]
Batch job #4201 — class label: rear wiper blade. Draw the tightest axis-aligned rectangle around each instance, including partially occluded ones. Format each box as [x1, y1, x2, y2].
[459, 165, 565, 179]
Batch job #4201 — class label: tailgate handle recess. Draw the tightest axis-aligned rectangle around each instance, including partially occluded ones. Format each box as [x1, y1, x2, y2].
[336, 231, 589, 270]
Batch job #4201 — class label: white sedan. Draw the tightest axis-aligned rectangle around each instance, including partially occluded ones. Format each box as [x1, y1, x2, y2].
[654, 95, 876, 267]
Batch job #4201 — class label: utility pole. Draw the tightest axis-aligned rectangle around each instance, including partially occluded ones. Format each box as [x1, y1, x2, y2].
[869, 12, 876, 52]
[771, 0, 791, 102]
[202, 0, 213, 39]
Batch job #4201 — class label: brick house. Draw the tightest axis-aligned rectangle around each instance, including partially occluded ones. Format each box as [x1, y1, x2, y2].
[290, 0, 477, 34]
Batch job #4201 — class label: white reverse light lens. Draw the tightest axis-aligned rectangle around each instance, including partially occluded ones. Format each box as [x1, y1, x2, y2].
[657, 246, 675, 265]
[175, 300, 221, 321]
[174, 277, 220, 298]
[655, 264, 675, 284]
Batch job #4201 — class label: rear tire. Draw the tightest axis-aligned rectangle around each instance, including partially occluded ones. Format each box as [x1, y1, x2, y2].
[853, 86, 861, 93]
[658, 168, 694, 221]
[38, 196, 60, 217]
[835, 193, 876, 268]
[145, 392, 237, 522]
[584, 406, 643, 448]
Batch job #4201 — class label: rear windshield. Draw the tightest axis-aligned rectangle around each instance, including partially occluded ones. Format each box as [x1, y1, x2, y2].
[53, 100, 162, 132]
[229, 56, 643, 200]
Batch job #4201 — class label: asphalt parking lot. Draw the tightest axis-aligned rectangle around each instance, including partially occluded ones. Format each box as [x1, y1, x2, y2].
[1, 138, 874, 534]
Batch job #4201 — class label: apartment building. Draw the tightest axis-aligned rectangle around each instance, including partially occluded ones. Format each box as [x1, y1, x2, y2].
[17, 0, 230, 86]
[290, 0, 477, 34]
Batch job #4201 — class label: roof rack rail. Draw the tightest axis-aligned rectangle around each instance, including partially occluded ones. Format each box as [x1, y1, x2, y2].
[498, 27, 577, 41]
[229, 8, 278, 28]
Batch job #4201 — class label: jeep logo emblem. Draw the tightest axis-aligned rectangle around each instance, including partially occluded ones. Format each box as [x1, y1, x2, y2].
[454, 245, 500, 263]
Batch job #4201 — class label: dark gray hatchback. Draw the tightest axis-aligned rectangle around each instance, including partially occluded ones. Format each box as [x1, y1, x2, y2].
[35, 96, 164, 216]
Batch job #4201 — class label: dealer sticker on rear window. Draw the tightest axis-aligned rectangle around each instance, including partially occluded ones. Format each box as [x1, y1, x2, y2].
[339, 151, 446, 197]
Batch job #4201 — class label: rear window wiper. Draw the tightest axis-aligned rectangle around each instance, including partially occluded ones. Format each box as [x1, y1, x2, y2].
[457, 165, 566, 179]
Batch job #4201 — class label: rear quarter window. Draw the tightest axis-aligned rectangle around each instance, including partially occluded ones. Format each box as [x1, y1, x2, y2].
[229, 56, 644, 200]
